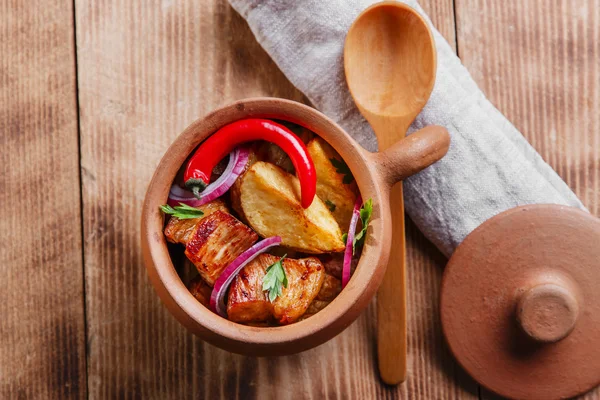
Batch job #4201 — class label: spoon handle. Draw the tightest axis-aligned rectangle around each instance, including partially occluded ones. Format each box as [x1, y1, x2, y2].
[371, 120, 411, 385]
[364, 112, 415, 385]
[372, 125, 449, 384]
[377, 183, 407, 385]
[364, 116, 412, 386]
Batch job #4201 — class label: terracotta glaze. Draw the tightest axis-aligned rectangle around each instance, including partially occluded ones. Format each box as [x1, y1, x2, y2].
[441, 204, 600, 400]
[141, 98, 449, 356]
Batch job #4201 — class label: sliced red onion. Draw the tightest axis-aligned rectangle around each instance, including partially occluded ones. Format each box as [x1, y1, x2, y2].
[166, 186, 196, 206]
[342, 195, 363, 288]
[167, 147, 249, 207]
[210, 236, 282, 317]
[169, 184, 195, 198]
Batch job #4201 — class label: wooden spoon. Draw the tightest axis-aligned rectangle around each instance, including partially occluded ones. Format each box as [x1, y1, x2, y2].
[344, 1, 437, 385]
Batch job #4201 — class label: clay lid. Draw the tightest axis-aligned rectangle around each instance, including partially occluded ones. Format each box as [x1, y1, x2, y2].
[441, 205, 600, 400]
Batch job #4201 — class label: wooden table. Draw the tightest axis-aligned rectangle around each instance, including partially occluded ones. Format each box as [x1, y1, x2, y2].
[1, 0, 598, 398]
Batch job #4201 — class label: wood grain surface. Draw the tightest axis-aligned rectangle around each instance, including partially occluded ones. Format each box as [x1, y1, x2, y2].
[0, 0, 86, 398]
[73, 0, 476, 398]
[1, 0, 598, 398]
[456, 1, 600, 398]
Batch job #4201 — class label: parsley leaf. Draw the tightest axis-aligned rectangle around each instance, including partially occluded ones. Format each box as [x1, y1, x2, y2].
[160, 203, 204, 220]
[329, 157, 354, 184]
[262, 254, 288, 302]
[325, 199, 336, 212]
[343, 198, 373, 255]
[354, 198, 373, 248]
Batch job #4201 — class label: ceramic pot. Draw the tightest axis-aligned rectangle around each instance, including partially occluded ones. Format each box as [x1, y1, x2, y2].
[141, 97, 450, 356]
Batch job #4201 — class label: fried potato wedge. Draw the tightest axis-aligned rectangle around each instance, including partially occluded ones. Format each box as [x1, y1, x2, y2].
[306, 137, 358, 232]
[227, 254, 325, 324]
[232, 161, 345, 253]
[185, 210, 258, 286]
[164, 199, 229, 245]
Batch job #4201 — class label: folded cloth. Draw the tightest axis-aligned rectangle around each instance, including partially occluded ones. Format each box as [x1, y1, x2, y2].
[228, 0, 585, 256]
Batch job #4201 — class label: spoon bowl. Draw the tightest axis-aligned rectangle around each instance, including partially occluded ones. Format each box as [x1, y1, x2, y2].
[345, 2, 436, 129]
[344, 1, 437, 385]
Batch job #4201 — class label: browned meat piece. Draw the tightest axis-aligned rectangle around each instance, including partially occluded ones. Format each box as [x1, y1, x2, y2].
[185, 210, 258, 286]
[227, 254, 325, 324]
[305, 300, 330, 315]
[165, 217, 200, 245]
[164, 199, 229, 244]
[179, 259, 199, 286]
[302, 274, 342, 317]
[320, 253, 359, 280]
[274, 256, 325, 324]
[298, 313, 313, 321]
[316, 273, 342, 301]
[226, 257, 273, 324]
[188, 276, 212, 307]
[319, 254, 343, 279]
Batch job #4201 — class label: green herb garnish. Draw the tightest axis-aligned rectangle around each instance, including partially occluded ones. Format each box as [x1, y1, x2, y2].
[159, 203, 204, 220]
[354, 198, 373, 247]
[262, 254, 288, 302]
[329, 157, 354, 184]
[343, 198, 373, 254]
[325, 199, 336, 212]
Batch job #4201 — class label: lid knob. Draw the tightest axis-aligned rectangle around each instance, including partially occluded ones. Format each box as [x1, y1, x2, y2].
[441, 205, 600, 399]
[516, 283, 579, 343]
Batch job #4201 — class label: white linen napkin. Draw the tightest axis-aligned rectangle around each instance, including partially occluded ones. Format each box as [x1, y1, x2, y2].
[228, 0, 585, 256]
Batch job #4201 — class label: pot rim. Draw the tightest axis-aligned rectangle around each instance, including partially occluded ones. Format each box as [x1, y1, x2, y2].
[141, 97, 392, 354]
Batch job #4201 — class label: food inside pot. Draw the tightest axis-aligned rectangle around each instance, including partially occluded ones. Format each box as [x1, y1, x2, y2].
[161, 118, 372, 326]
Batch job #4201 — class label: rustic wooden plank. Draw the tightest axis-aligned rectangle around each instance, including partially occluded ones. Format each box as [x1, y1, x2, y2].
[398, 8, 474, 399]
[0, 0, 86, 398]
[75, 0, 476, 398]
[422, 0, 457, 51]
[455, 0, 600, 398]
[401, 1, 481, 399]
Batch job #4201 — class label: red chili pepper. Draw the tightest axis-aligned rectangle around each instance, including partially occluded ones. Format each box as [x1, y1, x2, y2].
[184, 118, 317, 209]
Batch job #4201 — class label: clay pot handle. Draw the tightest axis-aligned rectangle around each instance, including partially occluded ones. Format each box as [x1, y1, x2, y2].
[373, 125, 450, 186]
